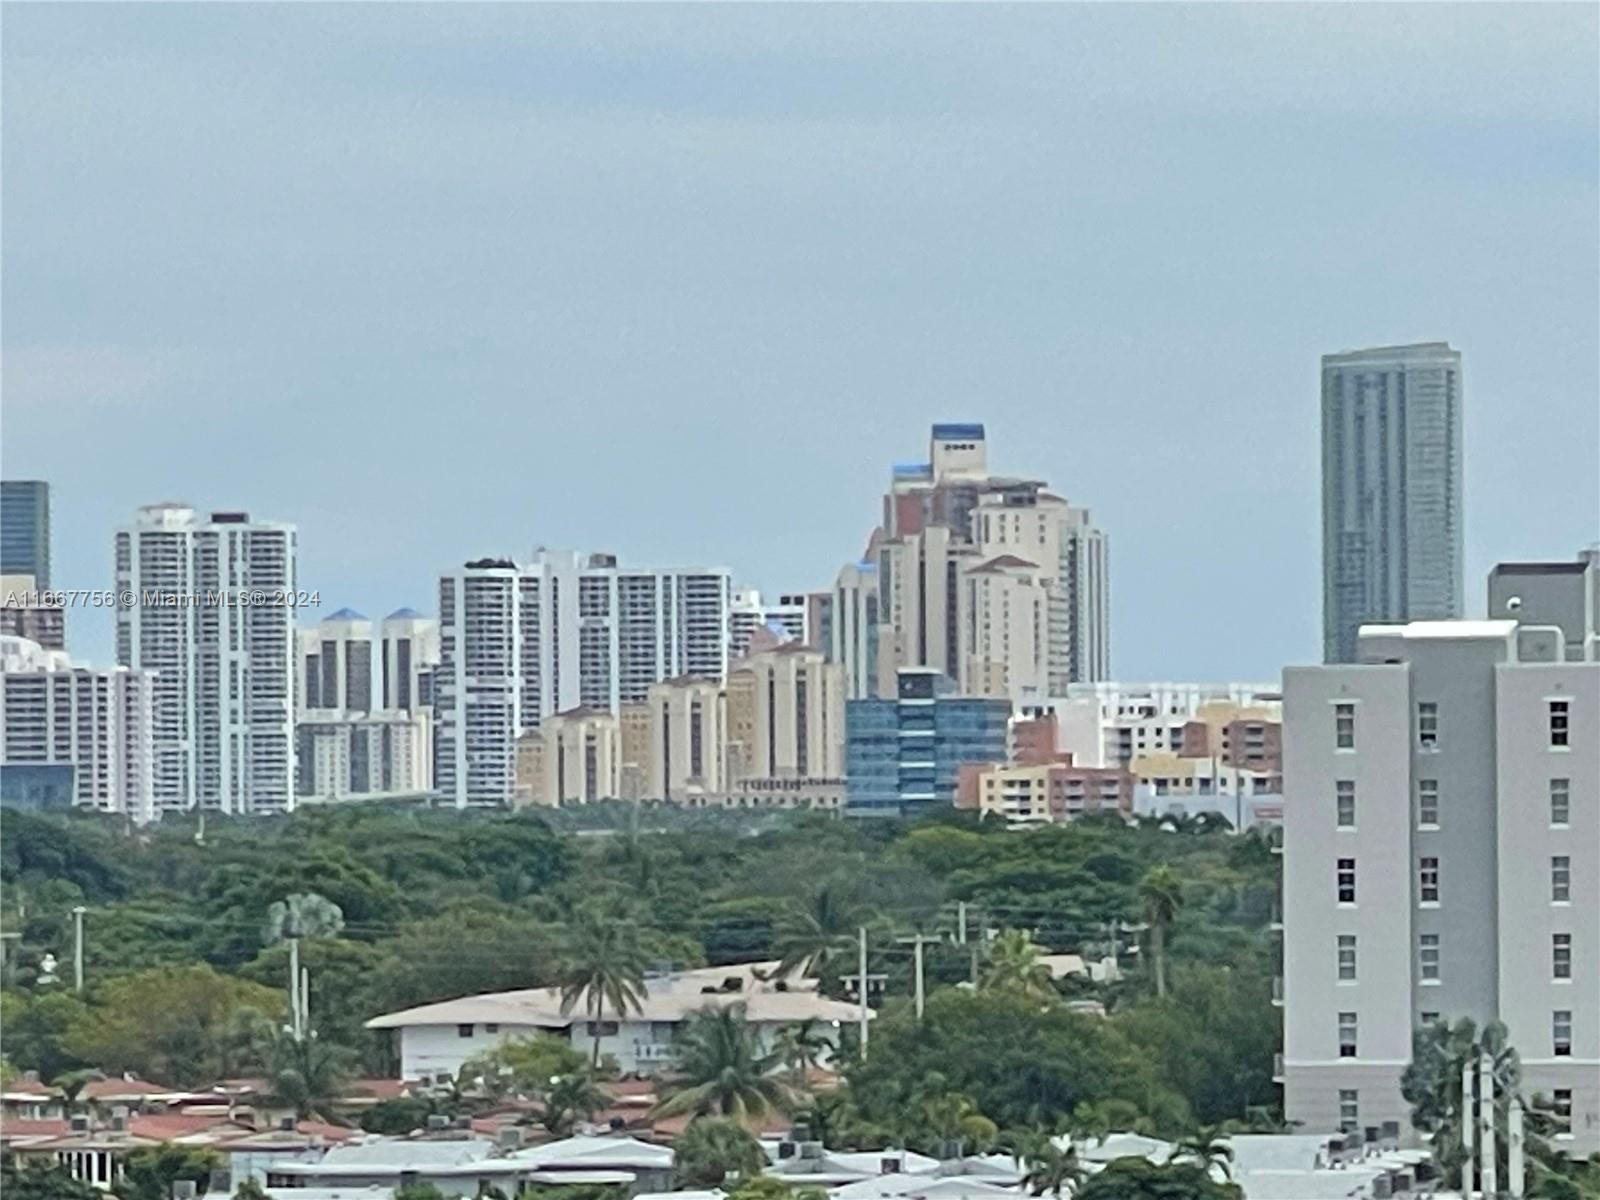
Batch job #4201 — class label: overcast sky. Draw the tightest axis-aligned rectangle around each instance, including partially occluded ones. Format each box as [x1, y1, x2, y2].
[4, 4, 1597, 679]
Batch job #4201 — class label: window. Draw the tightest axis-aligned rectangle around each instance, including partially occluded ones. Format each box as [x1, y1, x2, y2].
[484, 1022, 499, 1034]
[1337, 857, 1356, 904]
[1337, 934, 1357, 981]
[1336, 780, 1356, 828]
[457, 1024, 474, 1038]
[1418, 779, 1439, 828]
[1549, 700, 1569, 748]
[1419, 933, 1440, 982]
[1553, 933, 1572, 980]
[1420, 1011, 1440, 1026]
[1339, 1089, 1359, 1132]
[1417, 702, 1439, 749]
[1552, 856, 1571, 903]
[1334, 703, 1355, 750]
[1553, 1010, 1572, 1057]
[1338, 1012, 1358, 1058]
[1552, 1090, 1573, 1133]
[1550, 778, 1570, 826]
[1419, 856, 1440, 904]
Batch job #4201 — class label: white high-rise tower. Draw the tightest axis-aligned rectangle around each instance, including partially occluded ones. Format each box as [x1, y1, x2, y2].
[115, 504, 297, 814]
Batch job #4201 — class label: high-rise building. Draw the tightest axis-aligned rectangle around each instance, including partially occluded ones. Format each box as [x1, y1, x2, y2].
[114, 504, 297, 814]
[295, 710, 430, 803]
[1281, 583, 1597, 1151]
[1, 481, 50, 589]
[515, 707, 622, 806]
[1, 635, 156, 822]
[1, 574, 65, 650]
[434, 551, 731, 806]
[645, 676, 725, 803]
[1321, 343, 1464, 663]
[728, 589, 809, 659]
[845, 667, 1010, 817]
[863, 427, 1111, 689]
[298, 609, 375, 713]
[725, 643, 846, 784]
[960, 554, 1050, 698]
[379, 608, 440, 714]
[830, 560, 881, 700]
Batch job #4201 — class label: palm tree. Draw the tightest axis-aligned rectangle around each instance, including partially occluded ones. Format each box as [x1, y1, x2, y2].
[557, 912, 649, 1069]
[773, 1018, 834, 1091]
[262, 892, 345, 943]
[979, 929, 1055, 1001]
[541, 1071, 611, 1134]
[771, 884, 861, 980]
[1137, 865, 1183, 997]
[1022, 1139, 1086, 1197]
[52, 1069, 106, 1115]
[653, 1003, 793, 1122]
[259, 1028, 354, 1123]
[1172, 1125, 1234, 1180]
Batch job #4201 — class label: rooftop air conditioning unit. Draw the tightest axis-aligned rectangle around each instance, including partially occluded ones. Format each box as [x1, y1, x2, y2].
[426, 1114, 451, 1130]
[69, 1114, 91, 1133]
[498, 1126, 523, 1150]
[171, 1183, 198, 1200]
[777, 1141, 799, 1160]
[109, 1106, 130, 1131]
[796, 1142, 823, 1160]
[879, 1154, 901, 1173]
[279, 1116, 297, 1132]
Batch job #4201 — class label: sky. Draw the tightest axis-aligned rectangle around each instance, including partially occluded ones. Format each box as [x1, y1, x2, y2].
[4, 3, 1597, 680]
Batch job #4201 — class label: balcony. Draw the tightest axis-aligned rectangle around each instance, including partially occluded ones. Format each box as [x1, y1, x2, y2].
[1271, 977, 1284, 1007]
[1272, 1052, 1285, 1082]
[1269, 906, 1284, 933]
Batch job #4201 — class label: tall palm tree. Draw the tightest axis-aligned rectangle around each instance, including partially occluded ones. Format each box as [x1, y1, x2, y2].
[1172, 1125, 1234, 1180]
[1137, 865, 1183, 998]
[772, 884, 861, 980]
[979, 929, 1055, 1001]
[557, 912, 649, 1069]
[653, 1003, 793, 1122]
[773, 1018, 834, 1091]
[52, 1069, 106, 1115]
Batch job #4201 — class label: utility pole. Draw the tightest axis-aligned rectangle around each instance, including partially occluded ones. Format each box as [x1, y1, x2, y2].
[857, 927, 869, 1055]
[1479, 1053, 1497, 1198]
[288, 937, 302, 1041]
[72, 906, 86, 993]
[898, 934, 940, 1020]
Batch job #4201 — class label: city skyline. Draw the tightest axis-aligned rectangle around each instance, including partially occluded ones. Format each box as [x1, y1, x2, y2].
[4, 5, 1597, 680]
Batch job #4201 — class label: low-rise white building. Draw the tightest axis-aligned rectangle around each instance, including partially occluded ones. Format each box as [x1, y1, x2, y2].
[366, 962, 865, 1083]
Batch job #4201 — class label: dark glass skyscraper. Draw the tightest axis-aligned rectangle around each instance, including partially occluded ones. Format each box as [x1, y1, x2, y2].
[1, 480, 50, 587]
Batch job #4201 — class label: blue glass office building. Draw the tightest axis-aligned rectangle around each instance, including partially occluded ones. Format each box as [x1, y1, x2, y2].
[845, 668, 1010, 817]
[0, 480, 50, 588]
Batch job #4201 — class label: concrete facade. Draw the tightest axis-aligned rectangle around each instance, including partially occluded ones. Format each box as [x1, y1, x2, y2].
[1282, 609, 1598, 1153]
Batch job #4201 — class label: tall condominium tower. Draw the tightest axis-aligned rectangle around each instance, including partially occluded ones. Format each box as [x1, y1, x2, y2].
[298, 608, 375, 713]
[1280, 567, 1597, 1151]
[1, 635, 156, 822]
[435, 551, 731, 806]
[114, 504, 297, 814]
[1322, 343, 1463, 663]
[1, 480, 51, 588]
